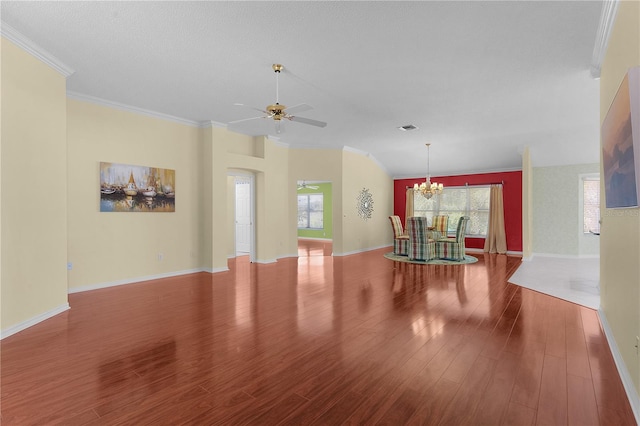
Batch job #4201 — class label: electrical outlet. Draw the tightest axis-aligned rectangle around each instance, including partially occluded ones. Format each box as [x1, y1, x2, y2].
[67, 262, 73, 271]
[158, 253, 164, 262]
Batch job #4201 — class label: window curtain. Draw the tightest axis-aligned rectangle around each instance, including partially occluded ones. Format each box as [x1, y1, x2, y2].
[405, 188, 414, 234]
[483, 184, 507, 254]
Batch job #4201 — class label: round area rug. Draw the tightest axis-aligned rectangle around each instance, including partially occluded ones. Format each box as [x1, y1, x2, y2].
[384, 252, 478, 265]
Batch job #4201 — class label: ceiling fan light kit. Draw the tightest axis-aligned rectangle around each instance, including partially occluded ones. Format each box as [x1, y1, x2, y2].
[229, 64, 327, 134]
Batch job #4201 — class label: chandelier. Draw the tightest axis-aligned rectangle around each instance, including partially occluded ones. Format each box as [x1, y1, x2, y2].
[413, 143, 443, 199]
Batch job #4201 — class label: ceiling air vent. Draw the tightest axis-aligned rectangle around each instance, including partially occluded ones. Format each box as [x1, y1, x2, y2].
[397, 124, 418, 131]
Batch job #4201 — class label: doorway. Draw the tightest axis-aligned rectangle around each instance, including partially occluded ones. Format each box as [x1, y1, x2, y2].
[297, 180, 333, 257]
[234, 175, 254, 260]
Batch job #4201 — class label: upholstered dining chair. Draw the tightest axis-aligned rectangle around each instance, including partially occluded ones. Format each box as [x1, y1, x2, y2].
[407, 216, 436, 261]
[429, 215, 449, 240]
[388, 215, 409, 256]
[436, 216, 470, 261]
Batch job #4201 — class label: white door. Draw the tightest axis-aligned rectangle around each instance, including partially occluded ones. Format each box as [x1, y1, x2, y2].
[235, 178, 251, 253]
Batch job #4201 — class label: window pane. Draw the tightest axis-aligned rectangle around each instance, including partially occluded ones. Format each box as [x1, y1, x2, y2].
[309, 212, 323, 228]
[439, 189, 466, 211]
[309, 194, 323, 211]
[583, 180, 600, 234]
[297, 212, 309, 228]
[469, 211, 489, 235]
[469, 187, 490, 236]
[469, 187, 490, 210]
[413, 194, 437, 219]
[298, 193, 323, 229]
[297, 195, 309, 228]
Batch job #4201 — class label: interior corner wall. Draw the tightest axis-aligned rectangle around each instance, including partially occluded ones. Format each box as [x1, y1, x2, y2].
[289, 148, 344, 254]
[226, 175, 236, 258]
[522, 147, 533, 259]
[216, 133, 292, 264]
[599, 0, 640, 399]
[341, 150, 393, 255]
[1, 37, 69, 333]
[200, 126, 213, 271]
[66, 99, 202, 290]
[532, 163, 599, 256]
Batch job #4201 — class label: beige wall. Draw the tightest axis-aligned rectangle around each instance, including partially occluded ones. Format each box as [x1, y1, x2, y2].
[341, 149, 393, 254]
[1, 38, 69, 332]
[289, 147, 393, 256]
[66, 99, 202, 290]
[289, 148, 344, 253]
[1, 36, 395, 336]
[600, 0, 640, 397]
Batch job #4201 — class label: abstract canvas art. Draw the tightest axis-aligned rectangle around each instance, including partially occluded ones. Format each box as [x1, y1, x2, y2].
[602, 67, 640, 208]
[99, 162, 175, 212]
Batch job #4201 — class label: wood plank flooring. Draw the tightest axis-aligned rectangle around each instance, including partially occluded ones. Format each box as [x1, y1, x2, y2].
[1, 242, 636, 425]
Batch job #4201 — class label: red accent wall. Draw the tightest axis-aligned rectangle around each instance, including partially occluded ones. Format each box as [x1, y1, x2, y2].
[394, 170, 522, 252]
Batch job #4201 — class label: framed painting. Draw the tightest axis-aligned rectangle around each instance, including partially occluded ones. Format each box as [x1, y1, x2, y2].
[601, 67, 640, 209]
[100, 162, 175, 212]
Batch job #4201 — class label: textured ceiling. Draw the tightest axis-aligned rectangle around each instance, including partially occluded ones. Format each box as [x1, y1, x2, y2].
[1, 1, 604, 178]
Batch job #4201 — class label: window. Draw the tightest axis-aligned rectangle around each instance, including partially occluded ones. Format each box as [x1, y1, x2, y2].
[298, 194, 323, 229]
[582, 177, 600, 234]
[413, 185, 490, 236]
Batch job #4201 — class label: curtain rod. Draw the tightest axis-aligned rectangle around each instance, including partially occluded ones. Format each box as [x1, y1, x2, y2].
[466, 181, 504, 186]
[405, 181, 504, 189]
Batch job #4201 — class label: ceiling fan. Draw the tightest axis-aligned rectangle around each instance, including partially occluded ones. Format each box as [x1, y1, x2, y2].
[229, 64, 327, 134]
[297, 181, 320, 190]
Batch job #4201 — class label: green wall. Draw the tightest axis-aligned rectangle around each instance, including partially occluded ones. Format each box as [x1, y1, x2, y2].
[297, 182, 333, 239]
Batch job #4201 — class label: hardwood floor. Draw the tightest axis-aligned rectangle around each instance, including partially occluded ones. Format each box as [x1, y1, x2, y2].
[1, 243, 635, 425]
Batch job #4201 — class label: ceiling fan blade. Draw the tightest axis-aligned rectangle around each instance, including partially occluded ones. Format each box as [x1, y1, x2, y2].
[289, 116, 327, 128]
[228, 116, 266, 125]
[285, 103, 314, 115]
[233, 103, 268, 114]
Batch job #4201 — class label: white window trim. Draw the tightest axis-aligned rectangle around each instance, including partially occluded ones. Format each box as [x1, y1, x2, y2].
[413, 184, 491, 237]
[579, 173, 600, 236]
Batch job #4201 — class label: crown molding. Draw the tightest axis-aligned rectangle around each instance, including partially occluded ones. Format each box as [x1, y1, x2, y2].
[393, 166, 522, 180]
[199, 120, 227, 129]
[67, 91, 204, 127]
[590, 0, 619, 79]
[1, 21, 75, 77]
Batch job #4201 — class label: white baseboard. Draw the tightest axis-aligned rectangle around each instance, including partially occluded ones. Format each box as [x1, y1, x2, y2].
[1, 303, 70, 340]
[298, 237, 332, 242]
[598, 308, 640, 424]
[204, 266, 230, 274]
[68, 268, 206, 294]
[334, 244, 391, 257]
[278, 252, 300, 260]
[255, 258, 277, 264]
[532, 252, 600, 259]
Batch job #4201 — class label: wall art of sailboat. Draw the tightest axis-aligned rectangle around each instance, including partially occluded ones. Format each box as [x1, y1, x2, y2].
[123, 171, 138, 196]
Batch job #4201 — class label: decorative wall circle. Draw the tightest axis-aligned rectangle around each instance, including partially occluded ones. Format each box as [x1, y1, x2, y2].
[357, 188, 374, 220]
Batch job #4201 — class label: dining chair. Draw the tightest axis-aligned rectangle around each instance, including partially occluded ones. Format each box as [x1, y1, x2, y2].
[429, 215, 449, 240]
[407, 216, 436, 261]
[436, 216, 470, 261]
[388, 215, 409, 256]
